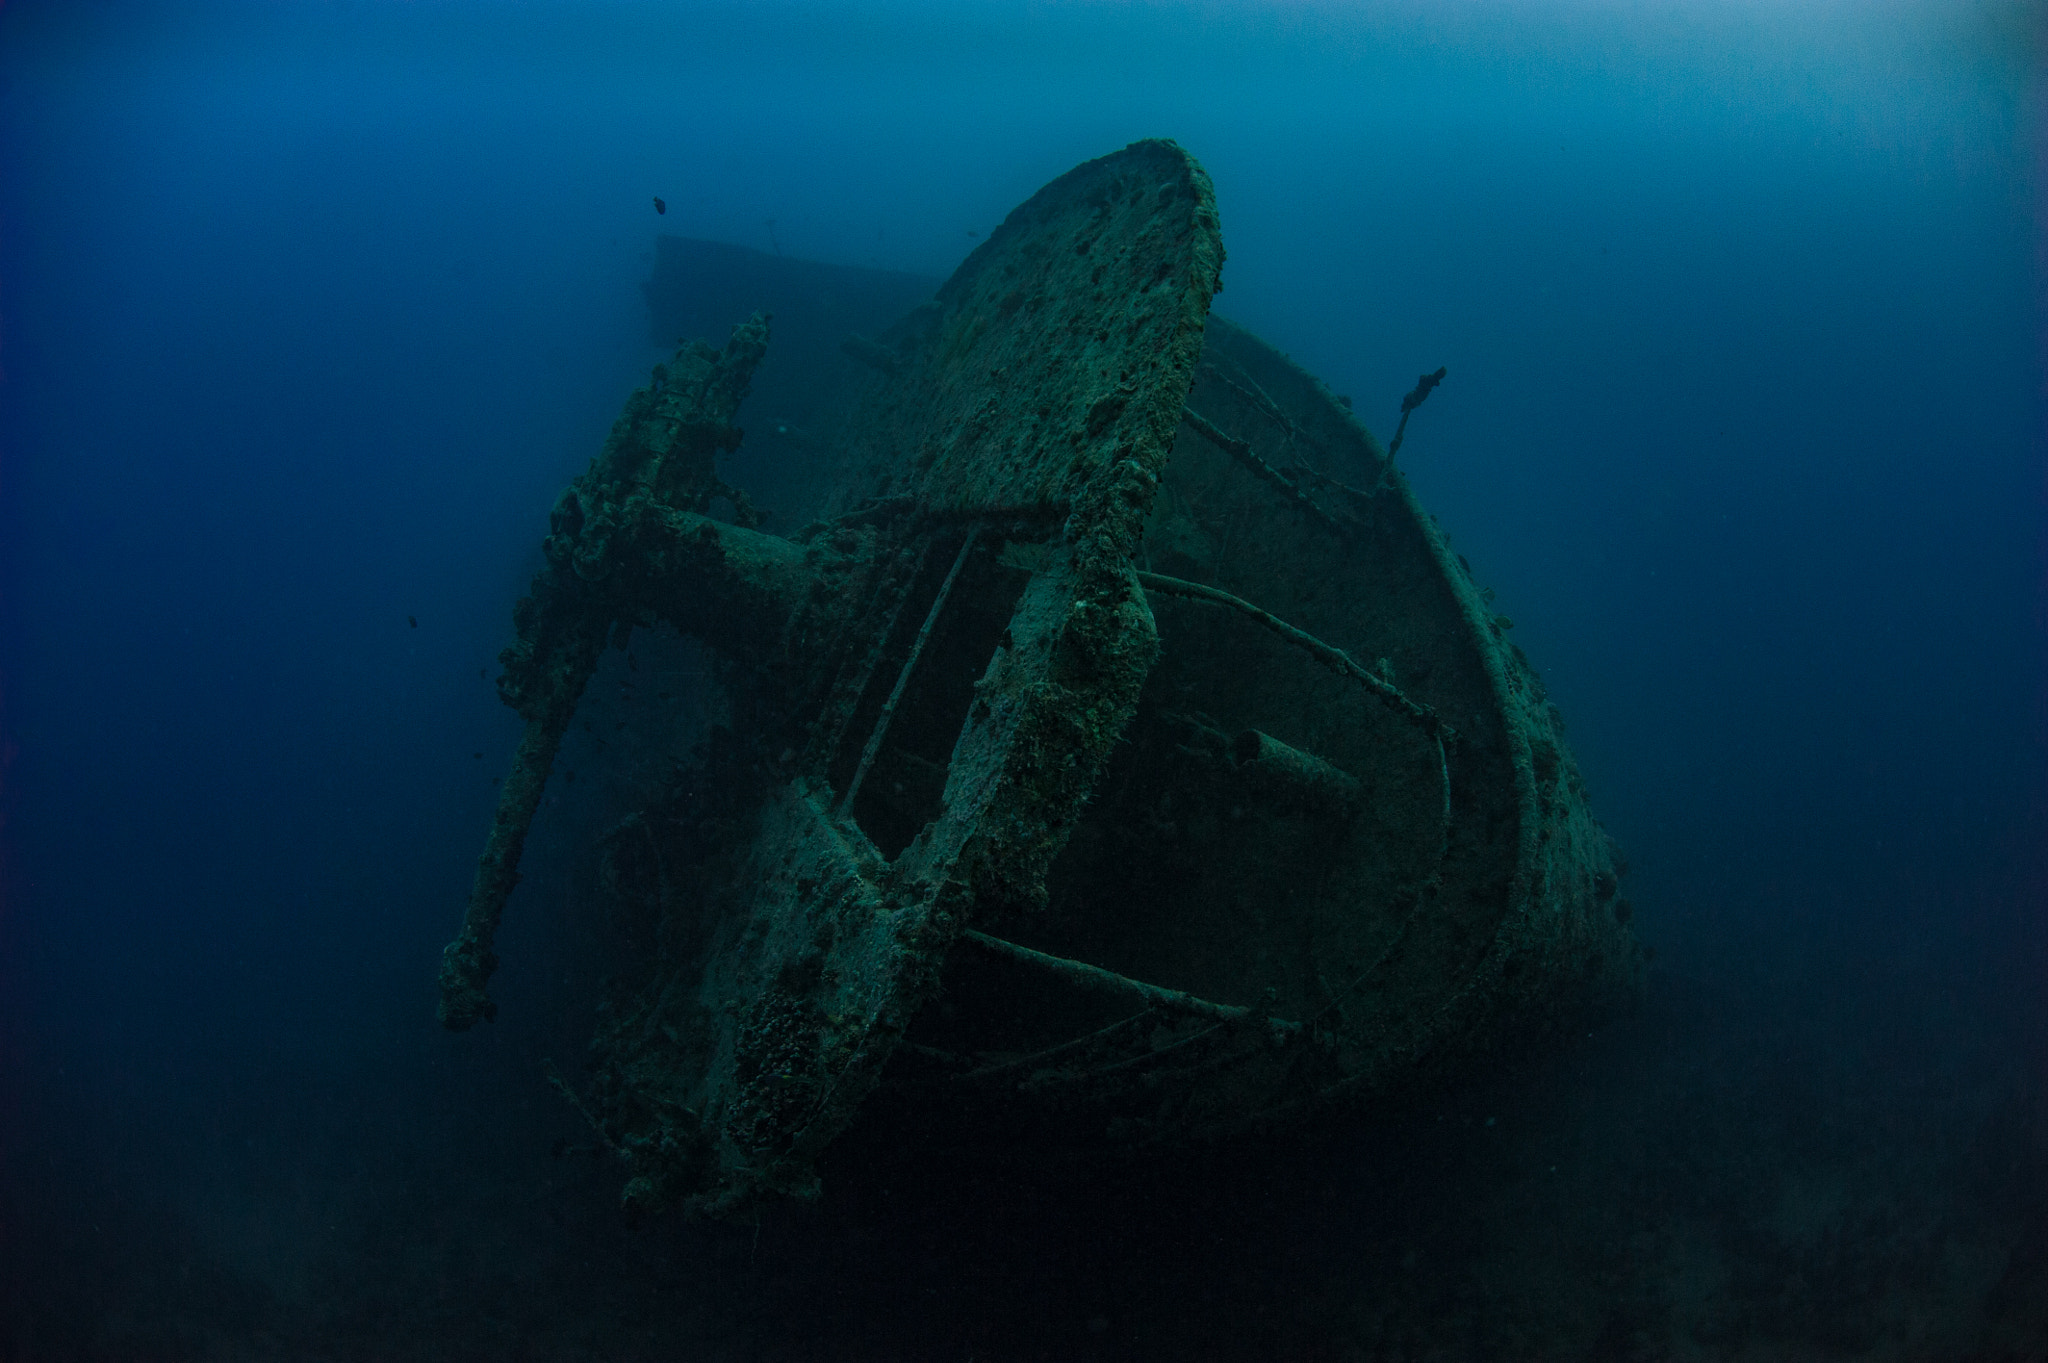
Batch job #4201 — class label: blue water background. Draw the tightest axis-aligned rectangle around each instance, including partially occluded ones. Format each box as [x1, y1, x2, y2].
[1, 2, 2042, 1356]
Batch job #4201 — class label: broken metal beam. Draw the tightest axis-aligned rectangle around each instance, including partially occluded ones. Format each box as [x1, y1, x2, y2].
[1134, 570, 1448, 738]
[959, 929, 1277, 1026]
[1180, 406, 1350, 540]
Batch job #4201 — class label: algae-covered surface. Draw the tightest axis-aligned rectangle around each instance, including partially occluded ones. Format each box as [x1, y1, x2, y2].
[433, 141, 1643, 1217]
[441, 142, 1234, 1213]
[4, 10, 2042, 1360]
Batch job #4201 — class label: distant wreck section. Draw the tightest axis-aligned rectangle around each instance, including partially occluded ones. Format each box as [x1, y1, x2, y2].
[438, 139, 1643, 1217]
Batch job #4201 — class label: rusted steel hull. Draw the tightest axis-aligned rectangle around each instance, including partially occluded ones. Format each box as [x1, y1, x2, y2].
[894, 314, 1641, 1143]
[440, 140, 1642, 1215]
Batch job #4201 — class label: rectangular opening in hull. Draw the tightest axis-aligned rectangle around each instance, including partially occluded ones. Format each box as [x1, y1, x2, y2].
[832, 532, 1033, 860]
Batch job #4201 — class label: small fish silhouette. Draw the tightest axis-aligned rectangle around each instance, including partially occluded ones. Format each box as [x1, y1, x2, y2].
[653, 196, 666, 215]
[408, 615, 418, 628]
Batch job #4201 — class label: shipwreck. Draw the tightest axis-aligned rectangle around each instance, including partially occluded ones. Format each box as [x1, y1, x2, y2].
[437, 140, 1643, 1216]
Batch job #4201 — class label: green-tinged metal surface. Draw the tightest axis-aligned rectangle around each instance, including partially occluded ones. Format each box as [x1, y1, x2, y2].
[438, 138, 1641, 1217]
[444, 139, 1225, 1213]
[899, 316, 1641, 1142]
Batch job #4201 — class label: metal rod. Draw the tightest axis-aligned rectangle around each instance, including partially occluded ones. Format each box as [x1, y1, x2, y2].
[948, 1010, 1158, 1083]
[1135, 570, 1448, 738]
[959, 928, 1260, 1023]
[1304, 729, 1453, 1029]
[1133, 572, 1460, 1031]
[1199, 360, 1296, 438]
[1180, 407, 1351, 540]
[438, 660, 598, 1031]
[816, 539, 932, 769]
[838, 526, 981, 819]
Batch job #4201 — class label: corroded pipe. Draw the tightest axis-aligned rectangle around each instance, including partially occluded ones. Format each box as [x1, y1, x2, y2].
[438, 318, 817, 1030]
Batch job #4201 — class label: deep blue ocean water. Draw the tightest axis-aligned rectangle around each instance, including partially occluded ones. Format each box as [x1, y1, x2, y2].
[1, 3, 2042, 1359]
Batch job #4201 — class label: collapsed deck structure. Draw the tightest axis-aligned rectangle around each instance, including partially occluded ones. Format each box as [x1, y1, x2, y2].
[438, 140, 1642, 1215]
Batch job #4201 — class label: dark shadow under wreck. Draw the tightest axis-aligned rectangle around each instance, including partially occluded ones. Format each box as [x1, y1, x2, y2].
[436, 139, 1645, 1216]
